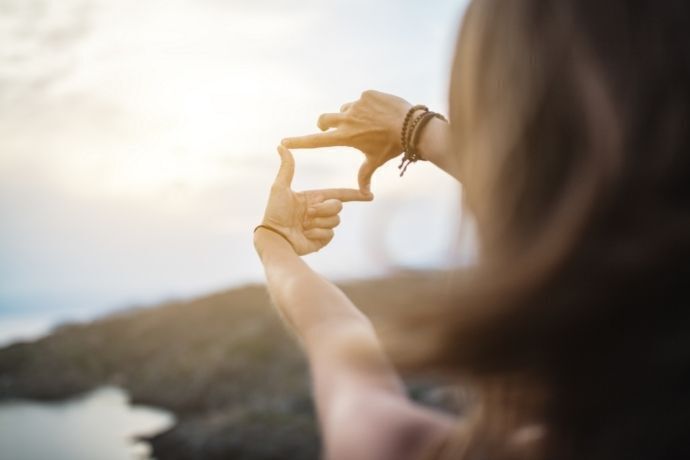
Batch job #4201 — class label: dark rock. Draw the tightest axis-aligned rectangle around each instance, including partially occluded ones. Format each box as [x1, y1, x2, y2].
[0, 272, 461, 459]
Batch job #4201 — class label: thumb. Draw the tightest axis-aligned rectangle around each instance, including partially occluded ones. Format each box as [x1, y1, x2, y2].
[358, 159, 377, 196]
[275, 145, 295, 187]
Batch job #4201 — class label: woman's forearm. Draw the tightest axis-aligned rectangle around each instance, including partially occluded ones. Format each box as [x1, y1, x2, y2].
[254, 228, 370, 344]
[254, 228, 405, 397]
[414, 115, 460, 181]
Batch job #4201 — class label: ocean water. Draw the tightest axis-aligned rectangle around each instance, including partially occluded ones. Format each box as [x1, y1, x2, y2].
[0, 386, 175, 460]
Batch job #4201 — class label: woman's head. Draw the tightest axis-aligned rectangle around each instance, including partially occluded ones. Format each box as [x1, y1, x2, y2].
[449, 0, 690, 261]
[402, 1, 690, 458]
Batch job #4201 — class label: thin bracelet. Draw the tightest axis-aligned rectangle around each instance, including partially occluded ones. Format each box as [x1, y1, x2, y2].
[254, 224, 293, 249]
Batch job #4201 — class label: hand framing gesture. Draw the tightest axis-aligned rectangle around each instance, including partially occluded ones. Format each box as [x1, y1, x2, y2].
[282, 90, 414, 195]
[260, 146, 372, 255]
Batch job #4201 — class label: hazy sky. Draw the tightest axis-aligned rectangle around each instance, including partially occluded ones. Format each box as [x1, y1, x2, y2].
[0, 0, 471, 342]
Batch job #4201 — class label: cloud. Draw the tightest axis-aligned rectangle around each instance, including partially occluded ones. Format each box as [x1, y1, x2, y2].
[0, 0, 470, 327]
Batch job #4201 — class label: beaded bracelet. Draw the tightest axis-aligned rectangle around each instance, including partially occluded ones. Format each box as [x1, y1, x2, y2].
[405, 111, 429, 154]
[400, 105, 428, 154]
[398, 107, 448, 177]
[398, 111, 427, 175]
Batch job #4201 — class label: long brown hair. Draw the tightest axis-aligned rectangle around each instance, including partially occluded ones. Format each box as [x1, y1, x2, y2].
[398, 1, 690, 458]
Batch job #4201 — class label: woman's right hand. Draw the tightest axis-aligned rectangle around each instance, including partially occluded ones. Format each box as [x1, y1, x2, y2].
[258, 146, 372, 256]
[281, 90, 416, 195]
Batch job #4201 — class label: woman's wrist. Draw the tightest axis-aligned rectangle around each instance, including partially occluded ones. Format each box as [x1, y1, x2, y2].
[397, 105, 450, 176]
[416, 116, 453, 171]
[254, 226, 294, 259]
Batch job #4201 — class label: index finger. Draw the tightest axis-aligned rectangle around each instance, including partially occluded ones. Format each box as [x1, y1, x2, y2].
[308, 199, 343, 217]
[314, 188, 374, 202]
[358, 159, 377, 195]
[275, 145, 295, 187]
[281, 131, 345, 149]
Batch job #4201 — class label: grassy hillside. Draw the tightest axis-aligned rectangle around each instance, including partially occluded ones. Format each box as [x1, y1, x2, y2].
[0, 272, 464, 460]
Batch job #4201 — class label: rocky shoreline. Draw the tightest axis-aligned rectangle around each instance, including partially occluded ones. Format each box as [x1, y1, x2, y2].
[0, 272, 464, 459]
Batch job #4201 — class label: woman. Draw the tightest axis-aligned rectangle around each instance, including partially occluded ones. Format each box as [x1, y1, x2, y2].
[254, 0, 690, 459]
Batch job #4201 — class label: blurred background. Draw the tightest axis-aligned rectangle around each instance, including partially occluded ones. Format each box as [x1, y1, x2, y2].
[0, 1, 475, 459]
[0, 0, 472, 346]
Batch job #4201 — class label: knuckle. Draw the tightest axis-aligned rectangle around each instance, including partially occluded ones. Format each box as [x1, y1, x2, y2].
[362, 89, 379, 98]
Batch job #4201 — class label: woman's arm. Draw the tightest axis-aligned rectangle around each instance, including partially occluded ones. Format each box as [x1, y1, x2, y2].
[255, 146, 456, 459]
[281, 90, 461, 191]
[255, 228, 404, 394]
[255, 230, 455, 460]
[410, 106, 457, 175]
[254, 146, 402, 390]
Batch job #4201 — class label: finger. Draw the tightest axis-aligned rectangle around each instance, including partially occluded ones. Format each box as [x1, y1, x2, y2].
[304, 228, 335, 242]
[275, 145, 295, 187]
[358, 159, 377, 195]
[313, 188, 373, 202]
[304, 215, 340, 230]
[281, 132, 344, 149]
[340, 102, 354, 112]
[318, 113, 346, 131]
[322, 232, 335, 246]
[307, 199, 342, 217]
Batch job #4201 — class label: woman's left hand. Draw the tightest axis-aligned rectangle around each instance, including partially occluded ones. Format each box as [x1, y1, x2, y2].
[259, 146, 372, 256]
[281, 90, 413, 195]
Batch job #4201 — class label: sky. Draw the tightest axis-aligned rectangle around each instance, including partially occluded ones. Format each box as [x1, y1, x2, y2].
[0, 0, 472, 344]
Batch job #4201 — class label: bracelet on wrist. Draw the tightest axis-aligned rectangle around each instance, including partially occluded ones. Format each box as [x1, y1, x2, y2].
[410, 111, 446, 158]
[400, 105, 428, 154]
[254, 224, 294, 250]
[398, 107, 447, 177]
